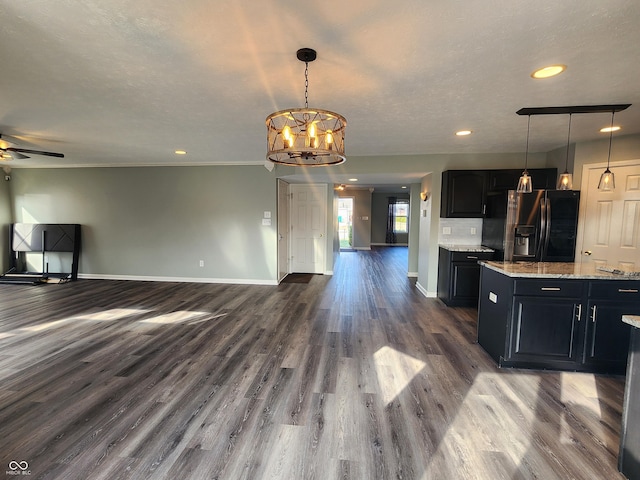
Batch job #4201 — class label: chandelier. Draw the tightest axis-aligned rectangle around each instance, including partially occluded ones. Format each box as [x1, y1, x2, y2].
[266, 48, 347, 166]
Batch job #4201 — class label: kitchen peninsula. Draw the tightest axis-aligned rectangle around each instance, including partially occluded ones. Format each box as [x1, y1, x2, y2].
[477, 261, 640, 374]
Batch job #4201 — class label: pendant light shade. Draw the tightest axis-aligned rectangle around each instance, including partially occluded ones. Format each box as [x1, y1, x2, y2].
[516, 115, 533, 193]
[266, 48, 347, 167]
[598, 111, 616, 191]
[557, 113, 573, 190]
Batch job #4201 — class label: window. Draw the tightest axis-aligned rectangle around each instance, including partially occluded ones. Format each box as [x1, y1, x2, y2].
[393, 201, 409, 233]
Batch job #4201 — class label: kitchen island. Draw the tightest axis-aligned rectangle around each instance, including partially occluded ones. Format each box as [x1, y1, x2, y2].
[477, 261, 640, 374]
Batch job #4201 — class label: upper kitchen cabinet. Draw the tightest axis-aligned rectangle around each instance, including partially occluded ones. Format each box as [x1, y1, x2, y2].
[440, 170, 487, 217]
[487, 168, 557, 191]
[441, 168, 558, 218]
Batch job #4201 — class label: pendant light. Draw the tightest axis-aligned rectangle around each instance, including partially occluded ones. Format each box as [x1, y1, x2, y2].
[266, 48, 347, 167]
[557, 113, 573, 190]
[598, 111, 616, 191]
[516, 115, 533, 193]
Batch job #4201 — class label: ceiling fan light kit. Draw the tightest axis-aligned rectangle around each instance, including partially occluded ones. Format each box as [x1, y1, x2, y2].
[266, 48, 347, 167]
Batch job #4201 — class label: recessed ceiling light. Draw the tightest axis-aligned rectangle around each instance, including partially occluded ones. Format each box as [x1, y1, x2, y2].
[348, 178, 358, 182]
[401, 186, 407, 189]
[455, 130, 472, 136]
[531, 65, 566, 79]
[175, 150, 187, 155]
[600, 125, 621, 133]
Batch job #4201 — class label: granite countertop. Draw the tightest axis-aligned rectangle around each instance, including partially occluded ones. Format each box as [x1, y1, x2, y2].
[439, 244, 495, 253]
[623, 315, 640, 329]
[481, 261, 640, 280]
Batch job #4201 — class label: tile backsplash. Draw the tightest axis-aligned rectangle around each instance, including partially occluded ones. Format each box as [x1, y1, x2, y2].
[438, 218, 483, 245]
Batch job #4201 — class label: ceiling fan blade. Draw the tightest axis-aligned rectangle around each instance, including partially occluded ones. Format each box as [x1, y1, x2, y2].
[7, 147, 64, 158]
[1, 150, 30, 160]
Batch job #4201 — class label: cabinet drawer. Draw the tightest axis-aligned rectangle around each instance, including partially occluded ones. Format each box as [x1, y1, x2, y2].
[514, 279, 583, 297]
[450, 251, 494, 262]
[588, 281, 640, 300]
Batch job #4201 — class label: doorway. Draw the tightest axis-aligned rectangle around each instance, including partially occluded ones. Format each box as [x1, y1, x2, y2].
[576, 159, 640, 269]
[338, 197, 354, 250]
[290, 184, 327, 274]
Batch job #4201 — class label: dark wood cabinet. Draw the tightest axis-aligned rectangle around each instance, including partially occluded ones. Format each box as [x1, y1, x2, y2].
[441, 168, 557, 218]
[438, 248, 494, 306]
[487, 168, 557, 191]
[477, 266, 640, 374]
[440, 171, 487, 218]
[508, 296, 582, 368]
[581, 282, 638, 373]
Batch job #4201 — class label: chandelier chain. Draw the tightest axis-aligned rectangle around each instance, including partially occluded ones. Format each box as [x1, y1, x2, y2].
[304, 62, 309, 109]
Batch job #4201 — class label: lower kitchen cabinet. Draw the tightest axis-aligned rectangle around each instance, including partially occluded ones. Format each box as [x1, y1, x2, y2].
[509, 296, 581, 369]
[438, 248, 494, 307]
[477, 265, 640, 374]
[582, 282, 640, 372]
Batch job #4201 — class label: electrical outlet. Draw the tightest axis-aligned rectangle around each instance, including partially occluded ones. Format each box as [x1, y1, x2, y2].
[443, 227, 452, 235]
[199, 260, 204, 267]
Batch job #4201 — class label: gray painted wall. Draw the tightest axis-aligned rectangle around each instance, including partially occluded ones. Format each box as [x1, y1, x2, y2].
[3, 136, 636, 291]
[9, 165, 278, 283]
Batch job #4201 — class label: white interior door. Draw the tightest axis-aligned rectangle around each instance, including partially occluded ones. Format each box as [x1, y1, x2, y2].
[277, 179, 290, 282]
[290, 184, 327, 274]
[576, 159, 640, 270]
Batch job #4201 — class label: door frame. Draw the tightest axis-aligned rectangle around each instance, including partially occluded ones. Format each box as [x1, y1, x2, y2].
[277, 179, 290, 283]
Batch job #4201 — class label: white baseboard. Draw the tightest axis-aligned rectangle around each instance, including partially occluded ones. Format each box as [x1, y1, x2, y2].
[370, 243, 409, 247]
[78, 273, 278, 286]
[415, 281, 436, 298]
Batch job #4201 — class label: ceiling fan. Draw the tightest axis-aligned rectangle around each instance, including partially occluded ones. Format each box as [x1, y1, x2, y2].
[0, 133, 64, 160]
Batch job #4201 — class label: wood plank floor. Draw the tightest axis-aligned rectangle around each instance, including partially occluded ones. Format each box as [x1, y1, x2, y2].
[0, 247, 627, 479]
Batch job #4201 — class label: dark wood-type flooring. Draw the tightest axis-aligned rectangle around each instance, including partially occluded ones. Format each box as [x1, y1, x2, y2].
[0, 247, 627, 479]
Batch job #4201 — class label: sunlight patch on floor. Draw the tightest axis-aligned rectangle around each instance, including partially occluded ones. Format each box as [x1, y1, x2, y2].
[559, 372, 603, 442]
[139, 310, 212, 324]
[420, 372, 538, 479]
[373, 345, 426, 405]
[76, 308, 151, 321]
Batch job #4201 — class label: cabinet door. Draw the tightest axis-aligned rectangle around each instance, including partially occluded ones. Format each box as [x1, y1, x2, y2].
[451, 262, 481, 305]
[508, 297, 581, 367]
[582, 301, 634, 373]
[441, 171, 486, 217]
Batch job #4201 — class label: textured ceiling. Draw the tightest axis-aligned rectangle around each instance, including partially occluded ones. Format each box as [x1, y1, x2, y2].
[0, 0, 639, 172]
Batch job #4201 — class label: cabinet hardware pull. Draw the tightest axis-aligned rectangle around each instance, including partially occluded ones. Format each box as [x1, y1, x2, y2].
[618, 289, 639, 293]
[466, 256, 479, 259]
[540, 287, 561, 291]
[576, 304, 582, 322]
[591, 305, 597, 323]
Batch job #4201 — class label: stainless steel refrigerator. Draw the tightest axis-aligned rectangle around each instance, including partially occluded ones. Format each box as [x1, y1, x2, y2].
[482, 189, 580, 262]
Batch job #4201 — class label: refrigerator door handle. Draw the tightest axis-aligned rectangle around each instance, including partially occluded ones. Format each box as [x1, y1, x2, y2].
[542, 198, 552, 258]
[537, 198, 546, 259]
